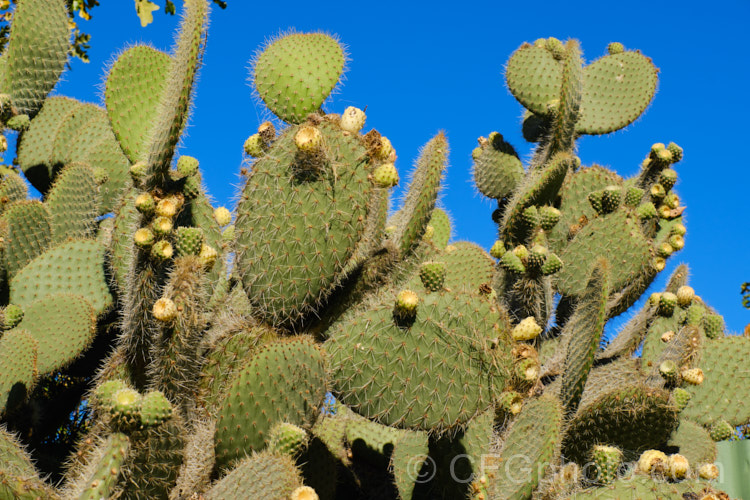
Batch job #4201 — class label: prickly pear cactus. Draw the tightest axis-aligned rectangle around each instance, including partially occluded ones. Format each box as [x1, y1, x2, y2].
[0, 4, 740, 499]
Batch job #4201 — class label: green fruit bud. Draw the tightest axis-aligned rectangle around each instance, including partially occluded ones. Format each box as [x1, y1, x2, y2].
[222, 225, 235, 243]
[588, 190, 604, 214]
[668, 234, 684, 251]
[659, 168, 678, 191]
[419, 261, 446, 292]
[244, 133, 265, 157]
[656, 148, 673, 163]
[539, 206, 562, 230]
[176, 155, 199, 177]
[650, 143, 666, 156]
[600, 185, 622, 213]
[545, 37, 565, 60]
[182, 173, 201, 199]
[268, 423, 308, 457]
[422, 225, 433, 241]
[667, 142, 683, 163]
[295, 125, 323, 152]
[174, 227, 204, 257]
[624, 187, 644, 207]
[607, 42, 625, 54]
[685, 304, 705, 326]
[2, 304, 23, 329]
[709, 420, 733, 441]
[340, 106, 366, 133]
[372, 163, 399, 188]
[522, 206, 540, 227]
[659, 360, 679, 385]
[592, 445, 623, 485]
[135, 192, 156, 215]
[512, 317, 542, 341]
[490, 240, 506, 259]
[636, 202, 657, 220]
[649, 183, 666, 202]
[111, 388, 141, 425]
[134, 228, 155, 248]
[703, 314, 724, 340]
[515, 358, 540, 384]
[658, 292, 678, 316]
[150, 240, 173, 261]
[648, 293, 662, 306]
[92, 167, 108, 185]
[496, 391, 523, 416]
[130, 161, 148, 180]
[672, 387, 691, 411]
[670, 223, 687, 236]
[652, 256, 666, 272]
[512, 245, 529, 263]
[501, 251, 526, 274]
[664, 192, 680, 209]
[7, 114, 30, 131]
[139, 390, 172, 426]
[93, 380, 128, 412]
[0, 135, 7, 153]
[151, 216, 173, 236]
[541, 253, 563, 276]
[213, 207, 232, 227]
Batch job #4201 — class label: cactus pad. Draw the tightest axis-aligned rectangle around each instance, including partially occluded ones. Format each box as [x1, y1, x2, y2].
[105, 45, 171, 163]
[11, 239, 112, 315]
[1, 0, 69, 117]
[234, 121, 374, 326]
[252, 33, 345, 123]
[214, 337, 326, 469]
[327, 288, 512, 432]
[576, 51, 658, 135]
[206, 450, 302, 499]
[14, 293, 96, 374]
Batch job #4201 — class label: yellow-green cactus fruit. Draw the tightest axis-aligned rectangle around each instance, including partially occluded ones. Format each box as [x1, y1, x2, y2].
[512, 316, 542, 341]
[152, 297, 177, 322]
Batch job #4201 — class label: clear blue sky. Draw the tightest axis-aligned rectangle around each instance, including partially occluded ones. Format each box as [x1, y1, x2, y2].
[23, 1, 750, 334]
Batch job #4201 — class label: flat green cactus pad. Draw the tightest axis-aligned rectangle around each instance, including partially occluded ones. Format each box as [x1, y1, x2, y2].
[547, 165, 622, 253]
[574, 475, 716, 499]
[16, 97, 80, 191]
[46, 163, 98, 244]
[505, 44, 563, 116]
[206, 450, 302, 499]
[0, 173, 28, 215]
[1, 200, 52, 278]
[388, 133, 448, 255]
[555, 209, 651, 297]
[253, 33, 345, 123]
[214, 337, 327, 470]
[11, 239, 112, 315]
[327, 288, 512, 432]
[682, 335, 750, 426]
[473, 134, 524, 200]
[562, 384, 678, 464]
[0, 427, 38, 479]
[0, 328, 37, 414]
[484, 395, 563, 500]
[390, 430, 429, 500]
[234, 121, 374, 326]
[667, 419, 717, 465]
[14, 293, 96, 374]
[426, 208, 451, 249]
[576, 51, 658, 135]
[105, 45, 171, 163]
[0, 0, 69, 117]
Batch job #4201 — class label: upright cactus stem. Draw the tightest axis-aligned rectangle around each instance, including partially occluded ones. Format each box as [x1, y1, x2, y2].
[0, 7, 737, 500]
